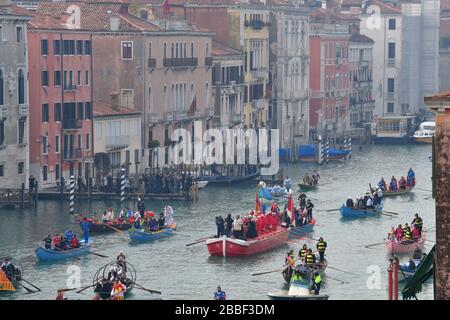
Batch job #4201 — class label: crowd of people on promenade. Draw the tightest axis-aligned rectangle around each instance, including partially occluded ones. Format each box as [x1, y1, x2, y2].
[377, 168, 416, 192]
[387, 214, 424, 244]
[143, 170, 193, 196]
[214, 197, 316, 240]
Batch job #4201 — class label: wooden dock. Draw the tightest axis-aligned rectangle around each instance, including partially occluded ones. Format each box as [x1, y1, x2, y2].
[0, 187, 33, 208]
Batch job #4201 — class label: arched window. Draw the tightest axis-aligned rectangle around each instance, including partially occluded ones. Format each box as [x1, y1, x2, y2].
[18, 69, 25, 105]
[0, 69, 4, 105]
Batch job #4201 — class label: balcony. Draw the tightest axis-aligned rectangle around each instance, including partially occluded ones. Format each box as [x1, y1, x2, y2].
[250, 68, 266, 80]
[205, 57, 213, 66]
[63, 148, 82, 160]
[62, 118, 83, 130]
[231, 113, 242, 124]
[63, 84, 77, 91]
[164, 112, 174, 122]
[148, 58, 156, 68]
[163, 57, 198, 68]
[252, 99, 265, 110]
[244, 20, 268, 30]
[106, 135, 130, 149]
[18, 105, 28, 118]
[174, 111, 189, 121]
[148, 113, 158, 124]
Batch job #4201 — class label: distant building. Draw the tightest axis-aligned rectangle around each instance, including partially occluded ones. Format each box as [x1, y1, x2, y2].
[211, 41, 245, 130]
[348, 33, 375, 128]
[0, 2, 31, 188]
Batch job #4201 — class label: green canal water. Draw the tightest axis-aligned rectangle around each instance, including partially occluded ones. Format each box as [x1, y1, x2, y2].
[0, 144, 435, 300]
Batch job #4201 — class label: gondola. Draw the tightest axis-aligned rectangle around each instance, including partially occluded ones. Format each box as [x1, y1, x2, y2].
[92, 260, 136, 299]
[196, 171, 260, 186]
[0, 259, 23, 292]
[339, 204, 383, 218]
[35, 240, 92, 262]
[298, 183, 317, 192]
[282, 259, 328, 283]
[80, 219, 132, 234]
[128, 223, 177, 243]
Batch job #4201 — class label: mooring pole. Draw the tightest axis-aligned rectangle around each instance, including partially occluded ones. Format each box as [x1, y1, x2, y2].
[69, 176, 75, 214]
[393, 258, 399, 300]
[387, 259, 393, 300]
[120, 167, 125, 207]
[348, 137, 352, 159]
[21, 183, 25, 210]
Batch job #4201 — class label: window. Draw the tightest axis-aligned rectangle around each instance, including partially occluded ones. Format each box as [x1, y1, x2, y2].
[42, 104, 49, 122]
[0, 121, 4, 145]
[18, 162, 24, 174]
[0, 69, 3, 105]
[43, 165, 48, 181]
[77, 71, 81, 86]
[41, 39, 48, 55]
[0, 164, 3, 177]
[54, 71, 61, 86]
[55, 164, 60, 181]
[388, 43, 395, 59]
[86, 133, 90, 150]
[42, 136, 48, 154]
[16, 26, 22, 43]
[55, 135, 60, 153]
[85, 102, 92, 119]
[18, 69, 25, 104]
[78, 133, 82, 149]
[18, 119, 25, 144]
[191, 43, 194, 57]
[387, 103, 394, 113]
[77, 102, 84, 120]
[121, 89, 133, 109]
[42, 71, 49, 87]
[54, 103, 61, 121]
[85, 71, 89, 85]
[54, 40, 61, 55]
[148, 43, 152, 58]
[76, 40, 83, 55]
[84, 40, 91, 55]
[387, 78, 395, 93]
[63, 40, 75, 55]
[164, 43, 167, 59]
[121, 42, 133, 59]
[389, 19, 396, 30]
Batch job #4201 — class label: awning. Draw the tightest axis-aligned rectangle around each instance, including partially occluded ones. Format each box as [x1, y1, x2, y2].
[401, 245, 435, 300]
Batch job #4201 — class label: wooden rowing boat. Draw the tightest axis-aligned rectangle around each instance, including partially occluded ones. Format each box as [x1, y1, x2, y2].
[298, 183, 317, 192]
[339, 204, 383, 218]
[197, 171, 260, 185]
[92, 260, 136, 299]
[385, 231, 426, 254]
[80, 220, 132, 234]
[282, 259, 328, 283]
[381, 187, 413, 197]
[0, 269, 15, 292]
[35, 240, 92, 262]
[128, 223, 177, 243]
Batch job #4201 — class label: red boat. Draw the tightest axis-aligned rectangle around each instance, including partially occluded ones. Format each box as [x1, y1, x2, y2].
[206, 220, 315, 257]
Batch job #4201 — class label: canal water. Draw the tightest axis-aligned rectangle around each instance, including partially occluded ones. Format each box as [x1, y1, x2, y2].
[0, 144, 435, 300]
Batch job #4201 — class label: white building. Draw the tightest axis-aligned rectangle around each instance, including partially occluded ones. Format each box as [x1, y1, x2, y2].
[269, 2, 310, 153]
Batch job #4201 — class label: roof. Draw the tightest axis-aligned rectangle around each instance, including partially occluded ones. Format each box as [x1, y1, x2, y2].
[424, 91, 450, 102]
[33, 2, 160, 32]
[341, 0, 364, 7]
[212, 41, 242, 57]
[310, 8, 360, 23]
[349, 33, 374, 43]
[93, 101, 141, 117]
[364, 0, 401, 14]
[0, 4, 33, 19]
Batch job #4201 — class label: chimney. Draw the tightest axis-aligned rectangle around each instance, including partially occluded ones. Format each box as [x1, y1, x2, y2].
[110, 15, 120, 32]
[111, 92, 120, 111]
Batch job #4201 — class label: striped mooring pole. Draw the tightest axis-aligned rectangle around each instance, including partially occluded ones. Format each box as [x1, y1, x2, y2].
[344, 137, 348, 160]
[348, 137, 352, 159]
[120, 167, 126, 205]
[326, 139, 330, 164]
[317, 139, 323, 165]
[69, 176, 75, 214]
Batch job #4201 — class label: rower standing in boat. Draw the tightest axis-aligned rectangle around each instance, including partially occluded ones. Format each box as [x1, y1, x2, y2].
[316, 238, 327, 263]
[306, 200, 314, 222]
[283, 176, 292, 193]
[407, 168, 416, 187]
[312, 272, 322, 295]
[299, 244, 308, 262]
[411, 213, 423, 236]
[80, 217, 91, 245]
[164, 205, 174, 226]
[305, 249, 316, 268]
[215, 215, 225, 237]
[214, 286, 226, 300]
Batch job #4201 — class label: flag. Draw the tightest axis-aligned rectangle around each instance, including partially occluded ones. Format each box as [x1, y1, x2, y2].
[286, 191, 294, 226]
[163, 0, 170, 17]
[187, 96, 197, 115]
[256, 192, 261, 213]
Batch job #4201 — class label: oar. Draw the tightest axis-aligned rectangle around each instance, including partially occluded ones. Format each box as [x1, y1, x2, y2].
[252, 266, 288, 277]
[15, 281, 36, 294]
[382, 210, 399, 215]
[364, 241, 386, 249]
[379, 212, 395, 218]
[317, 209, 339, 212]
[87, 251, 108, 258]
[324, 275, 346, 285]
[186, 237, 211, 247]
[58, 287, 79, 293]
[326, 265, 358, 276]
[132, 282, 162, 294]
[76, 283, 96, 293]
[21, 279, 41, 292]
[103, 223, 125, 234]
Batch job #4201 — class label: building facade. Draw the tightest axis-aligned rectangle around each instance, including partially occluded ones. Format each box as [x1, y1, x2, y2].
[0, 2, 31, 188]
[348, 33, 375, 128]
[269, 3, 310, 152]
[27, 9, 94, 188]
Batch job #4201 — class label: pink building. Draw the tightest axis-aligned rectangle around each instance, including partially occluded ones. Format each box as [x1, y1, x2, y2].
[309, 8, 358, 138]
[27, 13, 93, 187]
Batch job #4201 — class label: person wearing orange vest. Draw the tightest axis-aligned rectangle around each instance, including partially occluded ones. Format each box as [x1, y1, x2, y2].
[110, 280, 127, 300]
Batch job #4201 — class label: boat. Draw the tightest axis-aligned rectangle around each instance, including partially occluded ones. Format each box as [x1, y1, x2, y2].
[128, 223, 177, 243]
[35, 240, 92, 262]
[282, 259, 328, 283]
[373, 116, 416, 144]
[398, 259, 422, 282]
[298, 183, 317, 192]
[195, 180, 208, 189]
[385, 232, 426, 254]
[381, 187, 413, 197]
[0, 258, 24, 293]
[92, 260, 136, 299]
[280, 144, 348, 162]
[196, 171, 260, 185]
[206, 222, 315, 257]
[80, 220, 132, 234]
[412, 121, 435, 144]
[268, 266, 329, 300]
[0, 269, 15, 292]
[339, 204, 383, 218]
